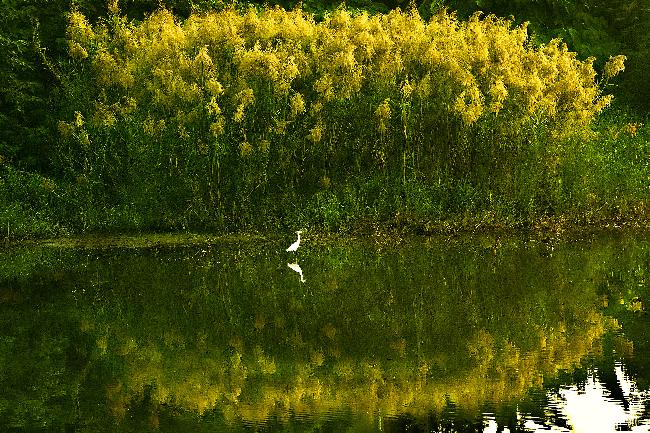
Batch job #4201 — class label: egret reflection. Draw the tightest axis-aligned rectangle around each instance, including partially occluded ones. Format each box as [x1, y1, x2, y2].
[287, 262, 305, 282]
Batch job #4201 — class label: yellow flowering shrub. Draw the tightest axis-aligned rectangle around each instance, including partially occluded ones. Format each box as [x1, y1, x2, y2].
[61, 3, 624, 219]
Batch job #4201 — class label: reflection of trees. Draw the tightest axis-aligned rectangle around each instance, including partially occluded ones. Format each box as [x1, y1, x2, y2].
[0, 235, 649, 430]
[0, 287, 90, 429]
[595, 236, 650, 394]
[90, 313, 610, 424]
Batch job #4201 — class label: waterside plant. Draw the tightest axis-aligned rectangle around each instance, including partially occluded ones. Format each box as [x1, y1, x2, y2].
[2, 3, 646, 237]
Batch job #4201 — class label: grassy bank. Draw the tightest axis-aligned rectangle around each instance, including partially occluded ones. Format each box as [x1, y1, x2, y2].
[0, 6, 647, 239]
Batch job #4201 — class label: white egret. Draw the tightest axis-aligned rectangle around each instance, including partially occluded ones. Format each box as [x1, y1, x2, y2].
[287, 262, 305, 283]
[286, 230, 302, 252]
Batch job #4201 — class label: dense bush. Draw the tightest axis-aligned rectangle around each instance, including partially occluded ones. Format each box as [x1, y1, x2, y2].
[444, 0, 650, 110]
[0, 0, 645, 237]
[57, 5, 625, 230]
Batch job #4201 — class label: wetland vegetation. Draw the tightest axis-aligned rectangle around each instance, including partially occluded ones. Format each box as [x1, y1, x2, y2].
[1, 1, 649, 431]
[0, 0, 648, 238]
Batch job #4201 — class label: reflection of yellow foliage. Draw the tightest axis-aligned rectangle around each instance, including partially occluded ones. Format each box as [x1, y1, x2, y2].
[118, 337, 137, 356]
[334, 359, 354, 380]
[93, 304, 613, 426]
[311, 350, 325, 367]
[254, 312, 266, 330]
[467, 329, 494, 366]
[163, 330, 186, 348]
[229, 335, 244, 352]
[614, 335, 634, 358]
[97, 334, 108, 355]
[273, 315, 286, 329]
[80, 319, 94, 332]
[106, 381, 128, 420]
[322, 323, 337, 340]
[389, 338, 407, 357]
[254, 346, 278, 374]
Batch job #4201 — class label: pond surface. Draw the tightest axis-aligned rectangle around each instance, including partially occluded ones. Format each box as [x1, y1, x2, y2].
[1, 232, 650, 432]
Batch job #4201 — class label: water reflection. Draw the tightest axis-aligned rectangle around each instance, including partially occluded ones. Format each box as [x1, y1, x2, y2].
[287, 262, 306, 282]
[534, 365, 649, 432]
[0, 233, 648, 432]
[514, 364, 650, 433]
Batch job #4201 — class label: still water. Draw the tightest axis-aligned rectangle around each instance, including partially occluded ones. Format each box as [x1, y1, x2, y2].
[1, 232, 649, 432]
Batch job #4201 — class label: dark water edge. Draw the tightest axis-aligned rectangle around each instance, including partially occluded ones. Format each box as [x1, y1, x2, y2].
[1, 232, 649, 432]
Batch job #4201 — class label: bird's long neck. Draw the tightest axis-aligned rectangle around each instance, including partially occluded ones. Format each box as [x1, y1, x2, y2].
[296, 233, 301, 242]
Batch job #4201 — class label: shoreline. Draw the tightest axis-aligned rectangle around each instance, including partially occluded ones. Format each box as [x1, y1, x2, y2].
[4, 212, 649, 249]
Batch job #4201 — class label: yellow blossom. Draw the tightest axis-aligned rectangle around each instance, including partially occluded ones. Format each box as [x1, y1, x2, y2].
[68, 41, 88, 59]
[603, 55, 626, 80]
[210, 119, 224, 136]
[239, 141, 253, 157]
[206, 78, 224, 95]
[375, 98, 391, 120]
[290, 93, 305, 117]
[74, 111, 85, 128]
[308, 123, 323, 143]
[63, 6, 620, 177]
[207, 97, 221, 116]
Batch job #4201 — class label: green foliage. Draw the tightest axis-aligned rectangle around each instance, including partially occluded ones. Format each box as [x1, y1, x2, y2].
[0, 165, 67, 238]
[47, 5, 633, 233]
[553, 107, 650, 221]
[0, 1, 51, 170]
